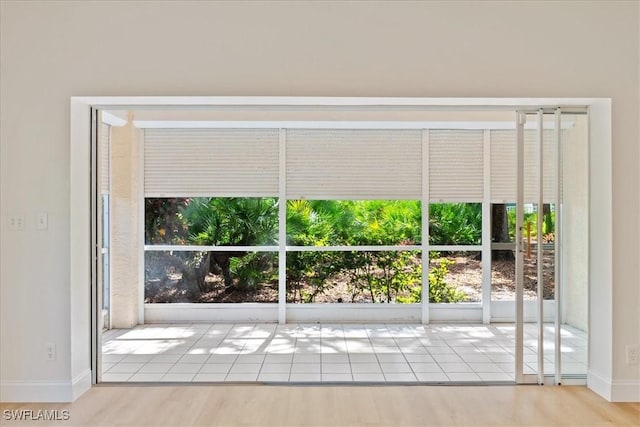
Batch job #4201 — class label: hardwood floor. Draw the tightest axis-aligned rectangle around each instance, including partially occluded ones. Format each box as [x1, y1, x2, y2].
[1, 385, 638, 426]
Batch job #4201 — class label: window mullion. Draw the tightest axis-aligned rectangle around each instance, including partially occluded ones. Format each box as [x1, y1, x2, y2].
[278, 129, 287, 324]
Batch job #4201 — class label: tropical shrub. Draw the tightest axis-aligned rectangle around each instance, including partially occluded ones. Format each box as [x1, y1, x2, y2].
[145, 197, 473, 303]
[180, 197, 279, 290]
[396, 256, 468, 304]
[429, 203, 481, 245]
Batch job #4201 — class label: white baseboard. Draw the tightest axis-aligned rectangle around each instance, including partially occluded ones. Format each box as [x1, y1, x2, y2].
[0, 369, 92, 403]
[611, 379, 640, 402]
[587, 369, 612, 401]
[71, 370, 92, 401]
[588, 369, 640, 402]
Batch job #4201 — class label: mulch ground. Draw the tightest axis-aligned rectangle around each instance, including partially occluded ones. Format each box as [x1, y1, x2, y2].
[145, 252, 555, 304]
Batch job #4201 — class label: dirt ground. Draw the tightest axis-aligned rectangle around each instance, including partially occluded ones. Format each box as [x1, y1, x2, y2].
[145, 251, 555, 304]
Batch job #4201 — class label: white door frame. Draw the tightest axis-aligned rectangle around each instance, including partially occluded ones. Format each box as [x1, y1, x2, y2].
[70, 97, 610, 391]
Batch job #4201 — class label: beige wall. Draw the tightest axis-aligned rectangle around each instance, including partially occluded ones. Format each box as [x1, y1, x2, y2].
[1, 0, 638, 400]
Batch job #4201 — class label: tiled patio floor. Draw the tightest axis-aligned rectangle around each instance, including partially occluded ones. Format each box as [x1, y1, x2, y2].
[101, 323, 587, 383]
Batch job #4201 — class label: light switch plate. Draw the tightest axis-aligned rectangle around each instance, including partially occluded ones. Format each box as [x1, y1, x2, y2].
[37, 212, 48, 230]
[9, 214, 25, 231]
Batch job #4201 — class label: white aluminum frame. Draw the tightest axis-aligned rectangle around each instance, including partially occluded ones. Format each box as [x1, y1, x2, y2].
[482, 130, 492, 324]
[140, 121, 487, 325]
[514, 109, 572, 385]
[515, 111, 526, 384]
[136, 105, 585, 332]
[421, 130, 430, 323]
[536, 109, 545, 385]
[138, 128, 145, 324]
[554, 108, 563, 385]
[278, 129, 287, 323]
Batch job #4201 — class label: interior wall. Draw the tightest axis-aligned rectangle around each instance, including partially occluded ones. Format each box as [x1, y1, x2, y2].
[1, 0, 638, 401]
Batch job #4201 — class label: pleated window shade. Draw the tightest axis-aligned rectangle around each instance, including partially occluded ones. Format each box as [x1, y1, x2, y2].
[428, 130, 484, 202]
[99, 123, 110, 194]
[144, 128, 280, 197]
[490, 129, 557, 203]
[142, 126, 557, 202]
[285, 129, 422, 200]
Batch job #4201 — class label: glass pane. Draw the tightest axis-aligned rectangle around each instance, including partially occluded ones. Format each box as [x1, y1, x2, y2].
[429, 203, 481, 245]
[491, 204, 547, 302]
[145, 251, 278, 303]
[543, 203, 556, 375]
[286, 250, 421, 303]
[490, 203, 516, 300]
[145, 197, 279, 246]
[101, 194, 110, 311]
[429, 251, 481, 303]
[560, 114, 589, 377]
[102, 255, 110, 310]
[286, 200, 421, 246]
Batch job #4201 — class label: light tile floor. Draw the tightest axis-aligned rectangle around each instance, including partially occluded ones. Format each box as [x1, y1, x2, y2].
[101, 323, 587, 383]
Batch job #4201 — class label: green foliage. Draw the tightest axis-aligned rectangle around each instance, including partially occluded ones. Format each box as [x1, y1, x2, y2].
[506, 205, 555, 239]
[373, 251, 422, 303]
[230, 252, 278, 292]
[145, 198, 189, 244]
[146, 197, 473, 303]
[286, 250, 343, 303]
[183, 197, 278, 246]
[429, 203, 481, 245]
[285, 199, 420, 246]
[284, 200, 422, 303]
[544, 210, 555, 235]
[428, 258, 467, 303]
[179, 197, 279, 289]
[396, 257, 468, 304]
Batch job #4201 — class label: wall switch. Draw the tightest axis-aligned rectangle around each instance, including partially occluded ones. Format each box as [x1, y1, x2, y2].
[37, 212, 48, 230]
[627, 344, 639, 366]
[46, 343, 56, 361]
[9, 214, 24, 231]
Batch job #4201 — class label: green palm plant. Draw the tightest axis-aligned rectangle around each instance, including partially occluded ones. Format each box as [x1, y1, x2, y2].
[181, 197, 278, 290]
[429, 203, 481, 245]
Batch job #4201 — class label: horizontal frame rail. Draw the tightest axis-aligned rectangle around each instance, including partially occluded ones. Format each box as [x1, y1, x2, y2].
[144, 244, 484, 252]
[144, 245, 424, 252]
[144, 245, 279, 252]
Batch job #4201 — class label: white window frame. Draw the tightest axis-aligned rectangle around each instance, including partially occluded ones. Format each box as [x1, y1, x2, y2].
[140, 126, 492, 324]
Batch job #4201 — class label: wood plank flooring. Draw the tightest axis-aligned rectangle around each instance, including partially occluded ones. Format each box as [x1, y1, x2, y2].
[1, 385, 639, 426]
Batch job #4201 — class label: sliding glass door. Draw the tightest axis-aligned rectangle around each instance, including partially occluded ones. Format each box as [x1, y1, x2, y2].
[515, 109, 588, 384]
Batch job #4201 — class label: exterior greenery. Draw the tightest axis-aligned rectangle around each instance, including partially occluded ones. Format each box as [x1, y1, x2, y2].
[145, 198, 479, 303]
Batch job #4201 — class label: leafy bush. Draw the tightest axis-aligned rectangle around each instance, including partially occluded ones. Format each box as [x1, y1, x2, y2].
[183, 197, 278, 246]
[428, 258, 467, 303]
[506, 205, 555, 239]
[396, 256, 468, 304]
[429, 203, 481, 245]
[145, 198, 189, 244]
[180, 197, 279, 289]
[145, 197, 473, 303]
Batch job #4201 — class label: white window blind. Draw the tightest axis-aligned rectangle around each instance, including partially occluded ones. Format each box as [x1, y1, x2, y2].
[490, 130, 516, 203]
[286, 129, 422, 200]
[490, 129, 557, 203]
[428, 130, 484, 202]
[144, 128, 279, 197]
[538, 129, 557, 203]
[99, 123, 110, 194]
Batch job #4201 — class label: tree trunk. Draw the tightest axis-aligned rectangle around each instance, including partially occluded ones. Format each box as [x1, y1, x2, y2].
[491, 204, 515, 261]
[213, 252, 233, 289]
